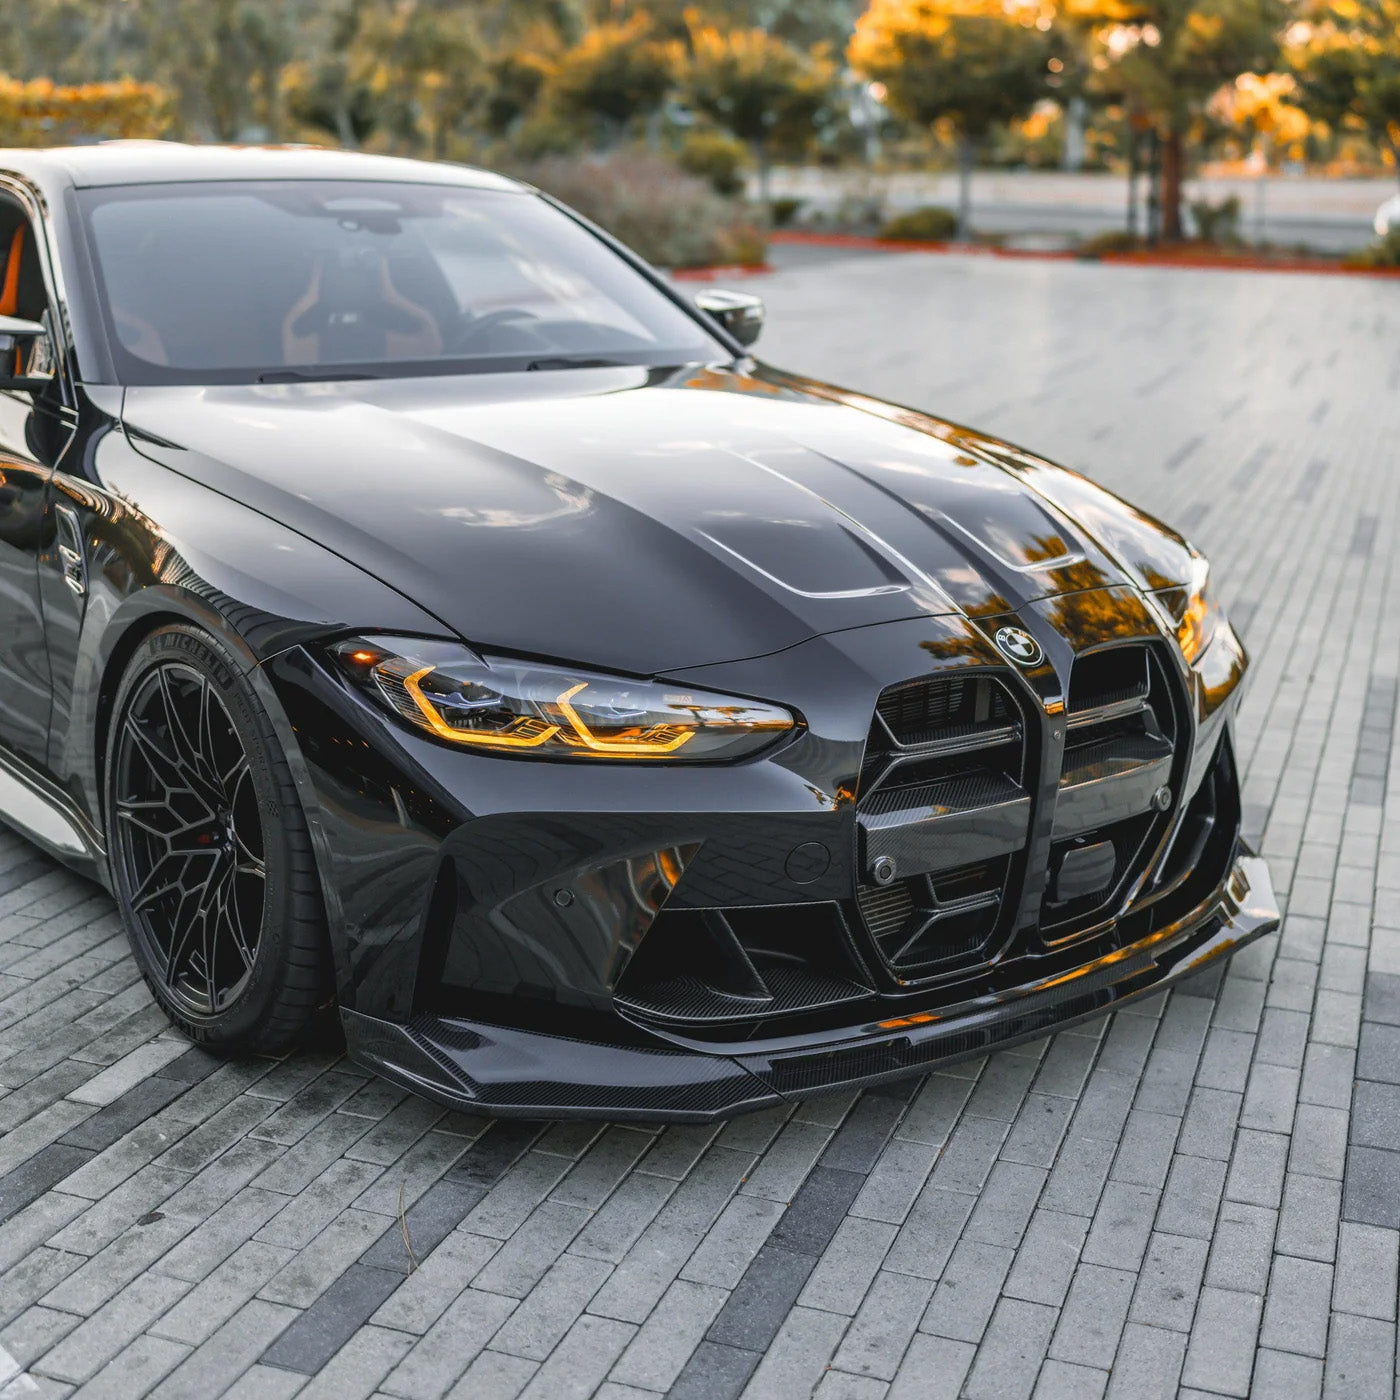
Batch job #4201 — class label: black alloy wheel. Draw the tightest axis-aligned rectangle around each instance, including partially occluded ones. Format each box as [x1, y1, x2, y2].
[108, 625, 331, 1052]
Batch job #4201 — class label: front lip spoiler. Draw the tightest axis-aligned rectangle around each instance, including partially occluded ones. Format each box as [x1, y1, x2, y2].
[341, 850, 1279, 1123]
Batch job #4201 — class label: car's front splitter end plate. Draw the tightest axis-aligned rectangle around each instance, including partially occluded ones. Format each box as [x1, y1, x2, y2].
[341, 853, 1279, 1123]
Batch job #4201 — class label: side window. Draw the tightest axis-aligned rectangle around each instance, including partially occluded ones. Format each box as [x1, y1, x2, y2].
[0, 202, 56, 379]
[0, 204, 49, 323]
[0, 201, 64, 463]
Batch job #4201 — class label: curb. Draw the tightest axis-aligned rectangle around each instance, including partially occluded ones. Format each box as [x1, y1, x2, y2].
[668, 262, 773, 282]
[765, 230, 1400, 279]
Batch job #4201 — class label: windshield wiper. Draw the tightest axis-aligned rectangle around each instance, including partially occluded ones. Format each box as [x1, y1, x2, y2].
[525, 356, 628, 371]
[256, 368, 382, 383]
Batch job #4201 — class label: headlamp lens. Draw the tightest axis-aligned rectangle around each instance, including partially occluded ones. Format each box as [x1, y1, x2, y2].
[332, 639, 795, 762]
[1154, 559, 1223, 666]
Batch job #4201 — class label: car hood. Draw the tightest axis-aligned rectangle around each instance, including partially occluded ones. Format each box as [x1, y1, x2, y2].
[119, 363, 1195, 674]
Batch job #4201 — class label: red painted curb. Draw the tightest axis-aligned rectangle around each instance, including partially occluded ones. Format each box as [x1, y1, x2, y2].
[766, 229, 1400, 279]
[1099, 250, 1400, 279]
[669, 262, 773, 281]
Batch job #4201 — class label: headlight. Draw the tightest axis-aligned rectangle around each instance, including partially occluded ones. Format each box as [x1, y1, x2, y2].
[330, 638, 796, 762]
[1152, 557, 1224, 666]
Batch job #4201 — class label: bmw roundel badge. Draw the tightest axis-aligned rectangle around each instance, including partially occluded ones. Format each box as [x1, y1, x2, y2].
[994, 626, 1044, 667]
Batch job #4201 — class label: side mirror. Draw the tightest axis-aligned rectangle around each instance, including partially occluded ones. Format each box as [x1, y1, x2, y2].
[0, 315, 53, 390]
[694, 289, 764, 349]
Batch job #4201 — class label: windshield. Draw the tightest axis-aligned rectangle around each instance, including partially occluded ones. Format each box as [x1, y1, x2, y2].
[76, 180, 726, 384]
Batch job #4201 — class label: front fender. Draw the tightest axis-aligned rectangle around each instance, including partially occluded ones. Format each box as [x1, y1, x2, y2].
[50, 422, 450, 886]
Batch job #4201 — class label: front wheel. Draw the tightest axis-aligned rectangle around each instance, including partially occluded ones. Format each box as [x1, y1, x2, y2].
[106, 624, 331, 1052]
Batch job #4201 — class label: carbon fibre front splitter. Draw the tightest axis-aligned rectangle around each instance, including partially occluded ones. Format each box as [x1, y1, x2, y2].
[341, 853, 1279, 1123]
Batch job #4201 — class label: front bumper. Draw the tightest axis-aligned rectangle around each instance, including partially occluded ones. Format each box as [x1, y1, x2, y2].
[262, 594, 1267, 1121]
[341, 850, 1277, 1121]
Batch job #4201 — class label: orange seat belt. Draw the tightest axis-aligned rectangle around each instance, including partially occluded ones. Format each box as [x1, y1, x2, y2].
[0, 226, 24, 316]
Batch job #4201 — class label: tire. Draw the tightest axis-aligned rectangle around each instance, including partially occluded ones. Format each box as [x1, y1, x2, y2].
[106, 623, 332, 1053]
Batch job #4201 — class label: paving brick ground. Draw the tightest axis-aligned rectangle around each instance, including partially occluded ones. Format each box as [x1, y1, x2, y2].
[1, 249, 1398, 1399]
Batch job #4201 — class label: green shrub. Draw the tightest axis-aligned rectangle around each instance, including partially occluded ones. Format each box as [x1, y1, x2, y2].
[712, 220, 769, 266]
[830, 194, 885, 233]
[769, 196, 803, 227]
[1346, 228, 1400, 269]
[1078, 229, 1140, 258]
[506, 112, 583, 161]
[878, 205, 958, 243]
[522, 150, 767, 269]
[1189, 195, 1241, 246]
[676, 130, 749, 197]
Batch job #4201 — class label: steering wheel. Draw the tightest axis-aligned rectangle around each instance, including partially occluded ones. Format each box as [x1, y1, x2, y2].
[450, 307, 542, 352]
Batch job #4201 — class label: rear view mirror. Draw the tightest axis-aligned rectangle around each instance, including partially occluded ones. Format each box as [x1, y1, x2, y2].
[0, 314, 53, 389]
[694, 289, 765, 348]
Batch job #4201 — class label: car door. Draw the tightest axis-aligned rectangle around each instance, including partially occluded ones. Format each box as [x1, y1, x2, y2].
[0, 389, 53, 763]
[0, 199, 72, 767]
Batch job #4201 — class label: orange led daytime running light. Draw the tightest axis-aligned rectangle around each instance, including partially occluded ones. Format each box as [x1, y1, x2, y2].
[402, 666, 560, 750]
[554, 682, 696, 755]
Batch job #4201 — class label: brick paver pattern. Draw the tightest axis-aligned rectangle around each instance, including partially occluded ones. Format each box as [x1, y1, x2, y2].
[0, 250, 1397, 1400]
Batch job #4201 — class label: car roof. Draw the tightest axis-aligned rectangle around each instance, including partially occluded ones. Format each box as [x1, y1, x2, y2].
[0, 141, 527, 194]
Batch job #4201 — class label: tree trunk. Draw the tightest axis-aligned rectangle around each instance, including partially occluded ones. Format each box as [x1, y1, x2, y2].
[1145, 130, 1161, 244]
[1125, 124, 1139, 239]
[333, 100, 357, 150]
[263, 59, 284, 143]
[754, 138, 771, 209]
[1160, 125, 1184, 242]
[955, 133, 975, 241]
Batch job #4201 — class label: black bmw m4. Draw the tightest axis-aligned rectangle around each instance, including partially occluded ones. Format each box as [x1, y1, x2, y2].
[0, 143, 1277, 1119]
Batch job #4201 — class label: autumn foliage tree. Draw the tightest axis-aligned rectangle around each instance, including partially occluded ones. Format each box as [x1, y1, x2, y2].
[548, 14, 678, 146]
[684, 23, 836, 202]
[343, 1, 488, 159]
[1291, 0, 1400, 190]
[850, 0, 1053, 237]
[1084, 0, 1286, 240]
[1210, 69, 1311, 161]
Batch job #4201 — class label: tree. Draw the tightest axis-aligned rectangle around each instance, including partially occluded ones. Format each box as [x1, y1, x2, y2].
[483, 45, 558, 139]
[285, 1, 577, 152]
[134, 0, 303, 141]
[344, 0, 487, 159]
[590, 1, 862, 48]
[1206, 71, 1312, 240]
[850, 0, 1053, 238]
[684, 24, 835, 203]
[547, 14, 678, 146]
[1209, 70, 1311, 166]
[0, 0, 149, 87]
[1291, 0, 1400, 190]
[1084, 0, 1286, 240]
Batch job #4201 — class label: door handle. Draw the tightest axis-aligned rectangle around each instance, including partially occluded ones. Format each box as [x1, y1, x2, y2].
[54, 504, 86, 597]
